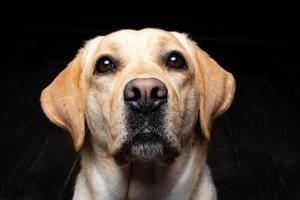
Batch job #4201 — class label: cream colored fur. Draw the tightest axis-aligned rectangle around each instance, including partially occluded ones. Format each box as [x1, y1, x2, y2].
[41, 28, 235, 200]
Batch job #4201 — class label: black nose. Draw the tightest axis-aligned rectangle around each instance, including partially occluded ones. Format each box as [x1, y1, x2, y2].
[123, 78, 167, 111]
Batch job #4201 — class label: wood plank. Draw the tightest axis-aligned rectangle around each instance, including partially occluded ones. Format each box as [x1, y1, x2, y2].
[0, 60, 67, 199]
[3, 58, 79, 200]
[58, 156, 81, 200]
[224, 77, 287, 200]
[243, 77, 294, 199]
[0, 37, 81, 199]
[0, 124, 50, 199]
[207, 116, 241, 200]
[13, 128, 77, 200]
[0, 45, 47, 199]
[267, 65, 300, 200]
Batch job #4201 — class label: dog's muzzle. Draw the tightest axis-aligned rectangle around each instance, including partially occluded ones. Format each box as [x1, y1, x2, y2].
[116, 78, 178, 164]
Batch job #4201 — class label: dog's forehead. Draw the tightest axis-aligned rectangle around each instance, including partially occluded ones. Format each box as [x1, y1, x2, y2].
[83, 29, 193, 69]
[107, 29, 177, 43]
[102, 29, 186, 54]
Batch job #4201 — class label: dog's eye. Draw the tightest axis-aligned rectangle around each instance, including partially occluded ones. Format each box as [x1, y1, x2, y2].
[166, 52, 187, 69]
[94, 56, 116, 74]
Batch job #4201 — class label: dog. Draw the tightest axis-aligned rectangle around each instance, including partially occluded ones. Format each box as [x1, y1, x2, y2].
[40, 28, 235, 200]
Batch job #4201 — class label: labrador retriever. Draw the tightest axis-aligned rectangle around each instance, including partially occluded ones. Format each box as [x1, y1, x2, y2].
[40, 28, 235, 200]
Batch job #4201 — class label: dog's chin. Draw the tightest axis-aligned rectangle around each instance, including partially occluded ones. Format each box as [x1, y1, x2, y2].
[115, 134, 179, 165]
[125, 142, 165, 162]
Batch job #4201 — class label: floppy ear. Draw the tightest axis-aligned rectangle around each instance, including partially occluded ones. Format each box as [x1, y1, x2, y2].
[194, 45, 236, 139]
[40, 50, 85, 151]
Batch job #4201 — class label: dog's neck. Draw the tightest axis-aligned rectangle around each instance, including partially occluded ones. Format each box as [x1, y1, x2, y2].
[75, 137, 208, 200]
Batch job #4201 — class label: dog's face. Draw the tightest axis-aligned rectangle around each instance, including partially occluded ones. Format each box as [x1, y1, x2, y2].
[41, 28, 235, 164]
[84, 29, 199, 163]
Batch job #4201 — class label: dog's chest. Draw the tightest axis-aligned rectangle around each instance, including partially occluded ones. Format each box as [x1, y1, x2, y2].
[126, 162, 192, 200]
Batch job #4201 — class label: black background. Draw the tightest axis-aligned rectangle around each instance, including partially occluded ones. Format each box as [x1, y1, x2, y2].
[1, 5, 299, 200]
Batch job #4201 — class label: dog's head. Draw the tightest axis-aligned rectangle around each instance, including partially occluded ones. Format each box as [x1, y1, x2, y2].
[41, 29, 235, 164]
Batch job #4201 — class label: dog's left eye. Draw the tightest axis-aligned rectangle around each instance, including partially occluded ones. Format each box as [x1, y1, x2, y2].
[166, 52, 187, 70]
[94, 56, 116, 74]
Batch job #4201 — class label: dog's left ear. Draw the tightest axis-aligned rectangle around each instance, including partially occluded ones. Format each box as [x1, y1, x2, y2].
[40, 50, 85, 151]
[194, 45, 236, 140]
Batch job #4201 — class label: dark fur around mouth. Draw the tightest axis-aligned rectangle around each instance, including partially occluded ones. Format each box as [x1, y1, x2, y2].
[115, 105, 179, 164]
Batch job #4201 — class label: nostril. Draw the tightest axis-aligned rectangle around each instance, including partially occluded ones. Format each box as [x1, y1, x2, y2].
[151, 86, 167, 99]
[132, 87, 141, 100]
[151, 87, 159, 99]
[124, 86, 141, 101]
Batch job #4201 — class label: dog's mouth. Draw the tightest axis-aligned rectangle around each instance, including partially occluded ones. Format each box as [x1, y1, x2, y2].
[115, 106, 179, 164]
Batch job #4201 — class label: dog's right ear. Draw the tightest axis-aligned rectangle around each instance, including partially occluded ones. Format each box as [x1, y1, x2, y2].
[40, 50, 85, 151]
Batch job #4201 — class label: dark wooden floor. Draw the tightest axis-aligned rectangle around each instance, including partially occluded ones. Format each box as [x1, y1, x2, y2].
[0, 30, 299, 200]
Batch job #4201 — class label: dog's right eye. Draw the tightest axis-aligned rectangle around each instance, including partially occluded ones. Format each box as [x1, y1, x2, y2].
[94, 56, 116, 74]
